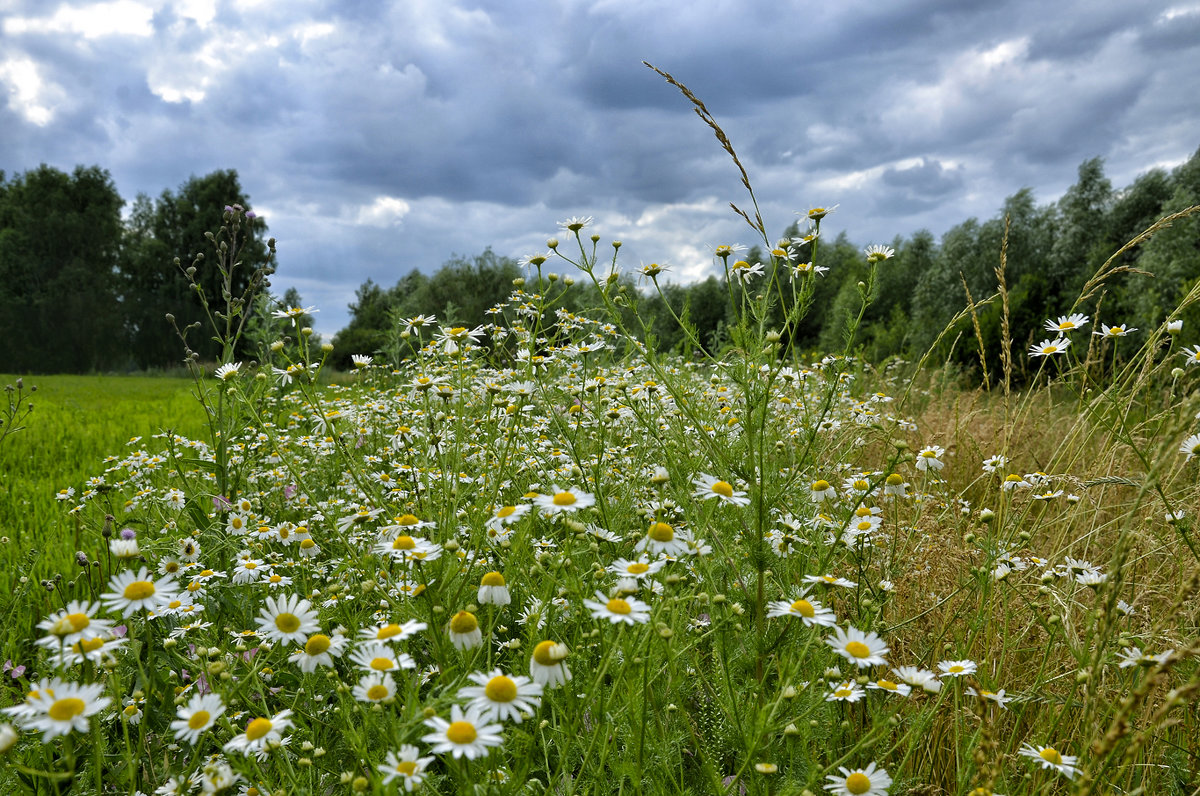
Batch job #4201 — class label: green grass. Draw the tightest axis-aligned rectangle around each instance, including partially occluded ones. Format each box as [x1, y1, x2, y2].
[0, 374, 207, 588]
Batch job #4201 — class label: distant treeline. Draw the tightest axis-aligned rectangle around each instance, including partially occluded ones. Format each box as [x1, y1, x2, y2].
[333, 148, 1200, 379]
[3, 148, 1198, 376]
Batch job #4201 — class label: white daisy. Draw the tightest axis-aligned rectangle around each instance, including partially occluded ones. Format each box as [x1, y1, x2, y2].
[766, 593, 837, 627]
[101, 567, 177, 617]
[459, 669, 543, 723]
[4, 678, 110, 741]
[529, 641, 571, 688]
[223, 710, 294, 756]
[254, 593, 319, 645]
[421, 704, 504, 759]
[353, 672, 398, 704]
[584, 591, 650, 626]
[827, 626, 889, 668]
[691, 473, 750, 506]
[378, 745, 434, 791]
[532, 486, 595, 515]
[288, 633, 347, 673]
[169, 692, 225, 745]
[1019, 742, 1078, 779]
[824, 761, 892, 795]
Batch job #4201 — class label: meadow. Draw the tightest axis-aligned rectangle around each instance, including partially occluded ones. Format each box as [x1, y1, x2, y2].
[2, 96, 1199, 794]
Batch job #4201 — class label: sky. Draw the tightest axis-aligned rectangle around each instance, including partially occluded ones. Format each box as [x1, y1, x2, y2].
[2, 0, 1198, 338]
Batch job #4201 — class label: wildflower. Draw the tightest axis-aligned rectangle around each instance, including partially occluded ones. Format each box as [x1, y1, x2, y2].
[1094, 323, 1136, 338]
[792, 261, 829, 277]
[101, 567, 177, 617]
[824, 761, 892, 795]
[169, 692, 225, 745]
[1116, 647, 1172, 669]
[1044, 314, 1089, 334]
[826, 681, 865, 702]
[477, 572, 511, 606]
[609, 557, 666, 582]
[937, 659, 977, 677]
[558, 215, 592, 233]
[1029, 337, 1070, 357]
[867, 679, 912, 697]
[1018, 742, 1078, 779]
[448, 611, 483, 650]
[4, 678, 110, 741]
[981, 454, 1008, 473]
[1168, 319, 1183, 334]
[966, 686, 1009, 707]
[766, 593, 837, 627]
[585, 591, 651, 626]
[1180, 433, 1200, 461]
[351, 354, 372, 368]
[459, 669, 543, 722]
[893, 666, 942, 693]
[199, 760, 241, 792]
[915, 446, 945, 472]
[350, 642, 416, 673]
[864, 244, 895, 263]
[0, 723, 16, 754]
[288, 633, 347, 673]
[804, 204, 839, 222]
[1181, 345, 1200, 366]
[692, 473, 750, 506]
[359, 620, 427, 644]
[827, 626, 889, 668]
[272, 305, 318, 320]
[810, 479, 837, 502]
[882, 473, 907, 497]
[485, 504, 530, 533]
[214, 362, 242, 381]
[729, 260, 765, 284]
[529, 641, 572, 687]
[421, 704, 504, 759]
[1002, 473, 1032, 491]
[804, 574, 857, 589]
[254, 593, 319, 646]
[532, 486, 595, 515]
[36, 600, 113, 648]
[635, 520, 693, 557]
[353, 672, 398, 704]
[378, 745, 434, 791]
[714, 243, 747, 259]
[224, 709, 294, 756]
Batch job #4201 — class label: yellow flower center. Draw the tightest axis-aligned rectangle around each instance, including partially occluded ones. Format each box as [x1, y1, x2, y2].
[1039, 747, 1063, 765]
[305, 634, 331, 655]
[371, 658, 394, 671]
[485, 675, 518, 703]
[533, 640, 563, 666]
[300, 539, 315, 550]
[49, 698, 86, 721]
[274, 613, 301, 634]
[65, 612, 91, 632]
[199, 569, 214, 577]
[245, 562, 258, 570]
[396, 761, 417, 775]
[481, 571, 506, 587]
[393, 536, 416, 550]
[187, 710, 210, 729]
[449, 611, 478, 634]
[244, 718, 273, 741]
[123, 581, 156, 601]
[876, 680, 898, 690]
[446, 721, 476, 744]
[497, 505, 516, 518]
[845, 641, 871, 659]
[845, 772, 872, 794]
[711, 480, 734, 498]
[948, 665, 964, 673]
[366, 684, 389, 701]
[885, 474, 904, 486]
[74, 637, 105, 653]
[1005, 474, 1021, 483]
[789, 599, 815, 618]
[853, 479, 869, 490]
[834, 688, 853, 698]
[606, 598, 632, 615]
[187, 582, 201, 593]
[397, 514, 419, 526]
[552, 492, 577, 506]
[377, 623, 402, 640]
[626, 563, 650, 575]
[812, 480, 830, 492]
[648, 522, 674, 542]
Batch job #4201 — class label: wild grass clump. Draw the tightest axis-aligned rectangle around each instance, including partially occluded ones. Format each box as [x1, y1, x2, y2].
[2, 78, 1199, 796]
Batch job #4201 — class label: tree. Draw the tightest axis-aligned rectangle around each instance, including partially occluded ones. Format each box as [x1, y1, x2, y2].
[121, 171, 272, 368]
[0, 165, 126, 372]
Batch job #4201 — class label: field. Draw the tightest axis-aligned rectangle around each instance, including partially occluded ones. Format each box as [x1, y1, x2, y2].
[1, 208, 1199, 796]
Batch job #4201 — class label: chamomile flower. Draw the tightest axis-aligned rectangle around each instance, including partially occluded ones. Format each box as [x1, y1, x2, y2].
[692, 473, 750, 506]
[824, 762, 892, 795]
[4, 678, 110, 741]
[827, 626, 889, 668]
[867, 679, 912, 697]
[288, 632, 347, 673]
[915, 446, 945, 472]
[485, 504, 530, 533]
[1179, 433, 1200, 462]
[1094, 323, 1136, 338]
[585, 591, 651, 625]
[350, 642, 416, 673]
[254, 593, 319, 645]
[421, 704, 504, 760]
[1181, 345, 1200, 366]
[36, 600, 113, 647]
[529, 641, 571, 688]
[459, 669, 543, 723]
[634, 521, 693, 557]
[477, 572, 511, 606]
[353, 672, 398, 704]
[864, 244, 895, 263]
[966, 686, 1010, 708]
[608, 557, 666, 581]
[766, 593, 837, 627]
[224, 709, 293, 757]
[826, 681, 865, 702]
[101, 567, 178, 617]
[1029, 337, 1070, 357]
[937, 659, 977, 677]
[169, 692, 225, 745]
[214, 362, 242, 381]
[378, 745, 434, 791]
[1018, 743, 1078, 779]
[730, 260, 765, 284]
[893, 666, 942, 693]
[359, 620, 427, 645]
[1045, 314, 1089, 334]
[810, 479, 837, 502]
[447, 611, 483, 649]
[532, 486, 595, 515]
[805, 574, 858, 589]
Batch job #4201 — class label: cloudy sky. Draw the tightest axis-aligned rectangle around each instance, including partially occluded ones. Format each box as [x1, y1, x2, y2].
[2, 0, 1198, 337]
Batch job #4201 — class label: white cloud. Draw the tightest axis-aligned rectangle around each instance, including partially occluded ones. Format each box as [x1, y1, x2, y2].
[0, 57, 64, 126]
[353, 196, 412, 228]
[4, 1, 154, 39]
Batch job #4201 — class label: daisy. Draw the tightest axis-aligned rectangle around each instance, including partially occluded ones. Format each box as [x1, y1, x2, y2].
[214, 362, 242, 381]
[477, 572, 512, 606]
[824, 762, 892, 795]
[804, 574, 857, 589]
[634, 521, 693, 557]
[827, 626, 889, 668]
[937, 659, 977, 678]
[692, 473, 750, 506]
[766, 593, 837, 627]
[485, 504, 530, 534]
[1019, 742, 1078, 779]
[966, 686, 1010, 708]
[353, 672, 398, 704]
[882, 473, 908, 497]
[915, 446, 945, 472]
[378, 745, 434, 792]
[1094, 323, 1136, 338]
[810, 479, 837, 502]
[349, 642, 416, 673]
[1029, 337, 1070, 357]
[1181, 345, 1200, 366]
[375, 533, 442, 563]
[459, 669, 544, 723]
[804, 205, 839, 221]
[288, 633, 347, 673]
[254, 593, 319, 646]
[608, 557, 666, 581]
[101, 567, 177, 617]
[36, 600, 113, 647]
[894, 666, 943, 693]
[1045, 314, 1089, 334]
[224, 710, 293, 757]
[5, 678, 110, 741]
[447, 611, 483, 650]
[825, 681, 865, 702]
[864, 244, 895, 263]
[359, 619, 427, 644]
[529, 641, 572, 688]
[867, 678, 912, 697]
[1180, 433, 1200, 461]
[532, 486, 595, 515]
[55, 635, 127, 667]
[169, 692, 225, 745]
[421, 704, 504, 759]
[730, 260, 765, 284]
[232, 557, 265, 584]
[585, 591, 651, 626]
